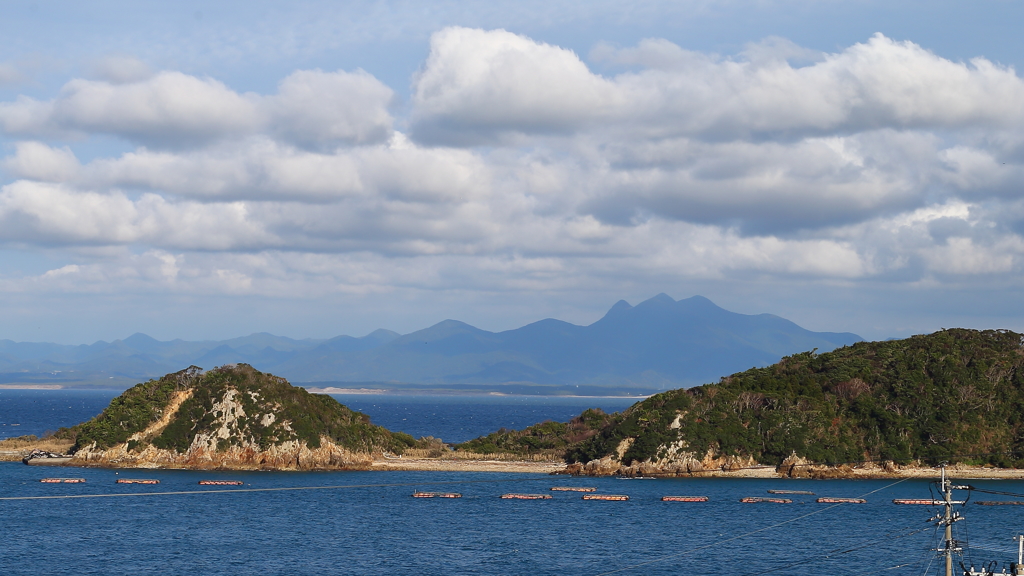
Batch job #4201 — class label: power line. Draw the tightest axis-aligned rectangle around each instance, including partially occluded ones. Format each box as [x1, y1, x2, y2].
[591, 477, 912, 576]
[737, 525, 932, 576]
[0, 476, 555, 502]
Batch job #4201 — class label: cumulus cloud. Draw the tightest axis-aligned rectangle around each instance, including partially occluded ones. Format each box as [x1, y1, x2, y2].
[0, 68, 395, 149]
[266, 69, 395, 150]
[412, 29, 1024, 143]
[0, 181, 269, 249]
[1, 141, 81, 182]
[2, 29, 1024, 315]
[411, 27, 620, 144]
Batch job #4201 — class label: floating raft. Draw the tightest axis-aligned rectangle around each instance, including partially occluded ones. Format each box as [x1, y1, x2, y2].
[975, 501, 1024, 506]
[199, 480, 244, 486]
[40, 478, 85, 483]
[116, 479, 159, 484]
[412, 492, 462, 498]
[768, 489, 815, 495]
[662, 496, 709, 502]
[551, 486, 596, 492]
[893, 499, 941, 505]
[817, 497, 866, 504]
[583, 494, 629, 501]
[741, 497, 792, 504]
[501, 493, 552, 500]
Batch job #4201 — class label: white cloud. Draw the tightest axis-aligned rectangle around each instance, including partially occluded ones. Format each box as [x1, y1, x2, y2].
[411, 27, 621, 144]
[0, 69, 395, 149]
[1, 141, 81, 182]
[2, 29, 1024, 324]
[412, 29, 1024, 143]
[266, 69, 394, 149]
[0, 181, 270, 249]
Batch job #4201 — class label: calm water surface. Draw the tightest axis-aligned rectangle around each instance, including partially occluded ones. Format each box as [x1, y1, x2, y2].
[2, 392, 1021, 575]
[0, 390, 638, 443]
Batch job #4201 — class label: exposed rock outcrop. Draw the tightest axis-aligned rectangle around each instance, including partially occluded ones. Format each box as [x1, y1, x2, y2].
[67, 364, 410, 470]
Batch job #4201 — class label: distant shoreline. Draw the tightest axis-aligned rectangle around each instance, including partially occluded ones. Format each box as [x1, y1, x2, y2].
[0, 384, 650, 399]
[307, 386, 651, 399]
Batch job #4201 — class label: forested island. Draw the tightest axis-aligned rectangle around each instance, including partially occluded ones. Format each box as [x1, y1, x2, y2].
[5, 328, 1024, 477]
[457, 329, 1024, 477]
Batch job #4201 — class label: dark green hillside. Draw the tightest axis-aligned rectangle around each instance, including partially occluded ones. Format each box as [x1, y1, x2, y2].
[72, 364, 414, 455]
[455, 408, 612, 457]
[565, 329, 1024, 467]
[455, 329, 1024, 469]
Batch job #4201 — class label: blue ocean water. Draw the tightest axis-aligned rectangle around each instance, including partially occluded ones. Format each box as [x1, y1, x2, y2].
[2, 465, 1021, 575]
[329, 394, 640, 443]
[0, 390, 638, 443]
[2, 392, 1022, 575]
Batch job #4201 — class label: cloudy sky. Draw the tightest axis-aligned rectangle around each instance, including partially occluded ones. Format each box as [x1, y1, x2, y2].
[1, 0, 1023, 344]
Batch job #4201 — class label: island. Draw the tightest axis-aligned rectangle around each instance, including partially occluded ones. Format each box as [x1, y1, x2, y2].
[5, 328, 1024, 478]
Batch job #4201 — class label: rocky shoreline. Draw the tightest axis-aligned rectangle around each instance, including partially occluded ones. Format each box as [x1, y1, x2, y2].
[6, 442, 1024, 479]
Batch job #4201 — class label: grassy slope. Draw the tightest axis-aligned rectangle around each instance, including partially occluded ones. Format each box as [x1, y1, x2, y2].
[71, 364, 414, 454]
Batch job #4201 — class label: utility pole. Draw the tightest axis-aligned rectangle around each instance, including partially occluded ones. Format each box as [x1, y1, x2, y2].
[937, 464, 966, 576]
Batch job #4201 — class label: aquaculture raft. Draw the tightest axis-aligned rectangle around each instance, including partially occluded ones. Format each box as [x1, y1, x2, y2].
[551, 486, 596, 492]
[975, 501, 1024, 506]
[892, 499, 941, 505]
[740, 497, 792, 504]
[583, 494, 629, 501]
[816, 497, 866, 504]
[40, 478, 85, 483]
[412, 492, 462, 498]
[116, 479, 159, 484]
[199, 480, 244, 486]
[661, 496, 709, 502]
[768, 489, 815, 495]
[501, 493, 552, 500]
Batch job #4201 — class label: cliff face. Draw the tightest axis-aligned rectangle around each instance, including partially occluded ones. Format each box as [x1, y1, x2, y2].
[70, 364, 411, 470]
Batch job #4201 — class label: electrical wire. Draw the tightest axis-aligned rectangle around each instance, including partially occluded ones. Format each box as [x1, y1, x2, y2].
[736, 525, 932, 576]
[966, 487, 1024, 499]
[0, 475, 556, 501]
[591, 477, 912, 576]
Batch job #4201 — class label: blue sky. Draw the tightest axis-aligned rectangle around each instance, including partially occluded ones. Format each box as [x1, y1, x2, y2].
[1, 0, 1024, 344]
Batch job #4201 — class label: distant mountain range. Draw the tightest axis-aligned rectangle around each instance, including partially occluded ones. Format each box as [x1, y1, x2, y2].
[0, 294, 861, 393]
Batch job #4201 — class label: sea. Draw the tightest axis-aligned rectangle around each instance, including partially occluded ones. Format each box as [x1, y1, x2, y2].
[2, 390, 1022, 575]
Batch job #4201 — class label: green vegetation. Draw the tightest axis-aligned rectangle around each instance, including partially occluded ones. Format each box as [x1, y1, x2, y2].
[456, 329, 1024, 469]
[455, 409, 611, 457]
[565, 329, 1024, 467]
[72, 369, 188, 450]
[72, 364, 414, 455]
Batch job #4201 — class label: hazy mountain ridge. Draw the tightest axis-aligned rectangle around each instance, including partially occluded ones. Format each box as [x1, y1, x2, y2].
[0, 295, 860, 391]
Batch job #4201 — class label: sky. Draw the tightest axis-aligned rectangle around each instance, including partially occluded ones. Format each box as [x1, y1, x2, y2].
[1, 0, 1024, 344]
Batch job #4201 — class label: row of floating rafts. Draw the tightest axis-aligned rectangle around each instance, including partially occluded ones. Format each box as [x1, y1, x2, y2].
[550, 486, 596, 492]
[41, 478, 244, 485]
[816, 497, 867, 504]
[767, 489, 815, 495]
[741, 497, 793, 504]
[501, 493, 552, 500]
[412, 492, 463, 498]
